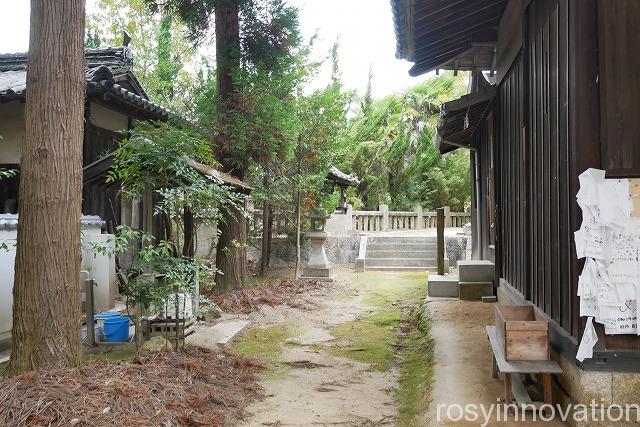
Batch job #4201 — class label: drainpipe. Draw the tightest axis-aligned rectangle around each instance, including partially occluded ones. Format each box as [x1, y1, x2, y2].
[474, 150, 482, 260]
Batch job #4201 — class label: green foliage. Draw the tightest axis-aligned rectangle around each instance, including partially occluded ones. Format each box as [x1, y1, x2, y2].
[100, 121, 242, 310]
[86, 0, 198, 113]
[343, 73, 471, 211]
[186, 0, 308, 175]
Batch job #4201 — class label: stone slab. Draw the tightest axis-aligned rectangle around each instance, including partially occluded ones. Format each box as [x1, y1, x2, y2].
[458, 281, 494, 301]
[458, 260, 495, 283]
[428, 274, 459, 298]
[186, 319, 250, 350]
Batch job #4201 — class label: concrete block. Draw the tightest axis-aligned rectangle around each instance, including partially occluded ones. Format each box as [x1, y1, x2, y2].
[458, 260, 495, 283]
[428, 274, 459, 298]
[458, 281, 493, 301]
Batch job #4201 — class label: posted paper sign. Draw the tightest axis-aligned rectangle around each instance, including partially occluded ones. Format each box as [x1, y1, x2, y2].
[575, 170, 640, 361]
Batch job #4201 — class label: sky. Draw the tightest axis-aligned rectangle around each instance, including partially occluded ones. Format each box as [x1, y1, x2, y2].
[0, 0, 431, 98]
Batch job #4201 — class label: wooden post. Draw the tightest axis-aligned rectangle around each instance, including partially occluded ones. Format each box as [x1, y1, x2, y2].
[437, 207, 445, 275]
[85, 278, 95, 346]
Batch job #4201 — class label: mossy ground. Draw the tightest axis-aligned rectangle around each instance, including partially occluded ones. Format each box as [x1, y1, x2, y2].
[321, 271, 429, 371]
[83, 343, 136, 364]
[326, 309, 402, 371]
[396, 306, 434, 427]
[326, 271, 434, 425]
[230, 323, 297, 379]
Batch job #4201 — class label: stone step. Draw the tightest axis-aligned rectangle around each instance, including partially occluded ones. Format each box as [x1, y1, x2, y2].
[428, 274, 459, 298]
[368, 236, 437, 244]
[366, 258, 438, 267]
[366, 243, 437, 252]
[364, 266, 430, 272]
[366, 250, 438, 259]
[458, 281, 494, 301]
[458, 260, 495, 283]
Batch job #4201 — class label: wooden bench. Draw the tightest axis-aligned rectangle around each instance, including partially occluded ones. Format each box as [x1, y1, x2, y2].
[486, 325, 562, 407]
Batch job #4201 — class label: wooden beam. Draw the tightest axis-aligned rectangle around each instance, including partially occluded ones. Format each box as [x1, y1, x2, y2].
[437, 207, 445, 275]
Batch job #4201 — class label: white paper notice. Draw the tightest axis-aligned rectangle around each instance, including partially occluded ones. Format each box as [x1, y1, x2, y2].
[576, 317, 598, 362]
[574, 169, 640, 360]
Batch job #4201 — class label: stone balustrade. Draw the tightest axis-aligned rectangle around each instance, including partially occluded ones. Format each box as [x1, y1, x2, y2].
[350, 205, 470, 232]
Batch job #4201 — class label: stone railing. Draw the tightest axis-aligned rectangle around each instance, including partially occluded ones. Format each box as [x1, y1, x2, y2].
[249, 209, 293, 238]
[351, 205, 470, 232]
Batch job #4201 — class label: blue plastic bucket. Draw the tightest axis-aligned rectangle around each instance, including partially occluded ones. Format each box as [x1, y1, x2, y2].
[103, 317, 130, 342]
[95, 312, 121, 320]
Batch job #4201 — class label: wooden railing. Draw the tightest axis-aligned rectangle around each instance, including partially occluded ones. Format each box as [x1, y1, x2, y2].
[351, 205, 470, 232]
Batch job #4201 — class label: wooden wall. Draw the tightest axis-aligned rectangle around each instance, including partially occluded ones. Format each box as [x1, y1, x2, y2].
[597, 0, 640, 177]
[491, 0, 640, 357]
[493, 0, 588, 338]
[82, 123, 121, 232]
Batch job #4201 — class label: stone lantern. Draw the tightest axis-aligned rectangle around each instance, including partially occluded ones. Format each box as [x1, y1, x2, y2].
[302, 208, 334, 281]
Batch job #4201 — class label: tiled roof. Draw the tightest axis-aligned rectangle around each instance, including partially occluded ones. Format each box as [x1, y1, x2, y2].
[0, 47, 168, 120]
[0, 70, 26, 97]
[0, 46, 133, 72]
[185, 158, 253, 193]
[326, 166, 360, 187]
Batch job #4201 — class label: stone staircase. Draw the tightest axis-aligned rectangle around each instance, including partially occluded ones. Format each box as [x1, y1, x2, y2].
[361, 236, 441, 271]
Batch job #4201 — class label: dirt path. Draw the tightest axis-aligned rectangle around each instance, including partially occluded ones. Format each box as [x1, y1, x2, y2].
[236, 270, 415, 426]
[419, 299, 566, 427]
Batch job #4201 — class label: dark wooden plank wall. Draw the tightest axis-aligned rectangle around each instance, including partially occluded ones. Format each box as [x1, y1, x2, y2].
[496, 54, 528, 303]
[496, 0, 639, 346]
[597, 0, 640, 178]
[495, 0, 574, 334]
[525, 0, 572, 332]
[84, 123, 120, 166]
[82, 123, 122, 232]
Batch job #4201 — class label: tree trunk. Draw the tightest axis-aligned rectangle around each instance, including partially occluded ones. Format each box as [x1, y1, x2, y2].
[182, 206, 194, 258]
[9, 0, 85, 375]
[266, 205, 273, 267]
[213, 0, 247, 291]
[294, 189, 301, 279]
[259, 171, 270, 277]
[214, 202, 248, 292]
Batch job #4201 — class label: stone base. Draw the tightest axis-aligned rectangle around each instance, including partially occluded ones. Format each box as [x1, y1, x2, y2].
[302, 267, 334, 281]
[428, 274, 459, 298]
[458, 260, 495, 282]
[458, 281, 493, 301]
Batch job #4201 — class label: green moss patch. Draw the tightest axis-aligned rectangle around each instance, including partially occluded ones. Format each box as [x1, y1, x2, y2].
[352, 271, 429, 307]
[230, 324, 296, 379]
[326, 309, 402, 371]
[83, 344, 136, 364]
[396, 306, 434, 427]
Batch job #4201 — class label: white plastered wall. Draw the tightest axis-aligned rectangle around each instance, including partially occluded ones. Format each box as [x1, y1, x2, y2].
[0, 102, 25, 164]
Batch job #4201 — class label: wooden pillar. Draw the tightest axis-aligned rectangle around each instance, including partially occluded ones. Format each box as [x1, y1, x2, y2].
[85, 278, 95, 346]
[437, 207, 445, 275]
